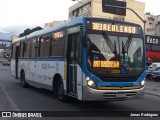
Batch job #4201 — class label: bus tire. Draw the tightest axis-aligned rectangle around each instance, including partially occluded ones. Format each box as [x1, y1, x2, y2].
[57, 80, 67, 102]
[20, 71, 28, 88]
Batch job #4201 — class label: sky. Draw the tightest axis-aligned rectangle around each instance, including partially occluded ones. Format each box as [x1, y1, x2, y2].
[0, 0, 75, 28]
[0, 0, 159, 29]
[138, 0, 159, 15]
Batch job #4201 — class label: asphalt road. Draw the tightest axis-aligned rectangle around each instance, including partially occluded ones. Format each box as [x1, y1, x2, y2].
[0, 64, 160, 120]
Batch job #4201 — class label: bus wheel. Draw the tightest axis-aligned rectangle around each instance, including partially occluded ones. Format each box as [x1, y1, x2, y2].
[57, 80, 67, 102]
[21, 71, 28, 88]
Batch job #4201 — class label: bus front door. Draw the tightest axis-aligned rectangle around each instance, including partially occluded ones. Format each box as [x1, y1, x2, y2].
[67, 34, 80, 96]
[15, 46, 20, 79]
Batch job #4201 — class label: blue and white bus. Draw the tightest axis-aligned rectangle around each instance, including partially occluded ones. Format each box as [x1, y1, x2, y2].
[11, 17, 146, 102]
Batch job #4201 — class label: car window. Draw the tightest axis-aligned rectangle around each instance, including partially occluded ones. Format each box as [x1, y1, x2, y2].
[152, 64, 157, 67]
[156, 68, 160, 71]
[149, 67, 157, 71]
[148, 66, 153, 70]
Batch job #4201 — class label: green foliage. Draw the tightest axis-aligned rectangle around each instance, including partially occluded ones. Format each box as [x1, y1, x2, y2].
[19, 26, 43, 37]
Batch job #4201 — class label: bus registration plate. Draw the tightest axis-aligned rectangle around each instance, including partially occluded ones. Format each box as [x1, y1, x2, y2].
[116, 92, 126, 97]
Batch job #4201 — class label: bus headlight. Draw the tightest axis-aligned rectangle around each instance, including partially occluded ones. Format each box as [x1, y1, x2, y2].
[141, 80, 145, 86]
[86, 77, 96, 88]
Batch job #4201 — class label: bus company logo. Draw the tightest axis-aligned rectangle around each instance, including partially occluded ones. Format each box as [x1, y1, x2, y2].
[2, 112, 11, 117]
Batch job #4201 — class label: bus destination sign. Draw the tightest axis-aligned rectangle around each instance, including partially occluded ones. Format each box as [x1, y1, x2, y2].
[91, 22, 138, 34]
[52, 31, 64, 39]
[93, 60, 120, 68]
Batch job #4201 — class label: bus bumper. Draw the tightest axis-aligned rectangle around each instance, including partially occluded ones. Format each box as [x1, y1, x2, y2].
[82, 86, 145, 101]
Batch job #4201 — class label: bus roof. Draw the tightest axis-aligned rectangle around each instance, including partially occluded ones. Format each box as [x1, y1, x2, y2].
[12, 16, 142, 44]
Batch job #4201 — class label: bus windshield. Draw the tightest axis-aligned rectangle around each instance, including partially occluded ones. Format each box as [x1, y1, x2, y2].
[87, 33, 144, 76]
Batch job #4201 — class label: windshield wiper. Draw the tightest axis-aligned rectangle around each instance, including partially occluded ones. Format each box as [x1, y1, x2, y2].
[102, 32, 117, 53]
[124, 35, 133, 52]
[121, 35, 133, 64]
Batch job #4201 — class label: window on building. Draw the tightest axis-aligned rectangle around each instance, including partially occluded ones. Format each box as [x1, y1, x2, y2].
[79, 8, 82, 13]
[39, 34, 51, 57]
[84, 5, 87, 11]
[69, 12, 72, 18]
[121, 17, 125, 21]
[86, 3, 91, 8]
[113, 17, 119, 20]
[113, 17, 124, 21]
[75, 9, 79, 17]
[72, 11, 75, 17]
[81, 6, 85, 11]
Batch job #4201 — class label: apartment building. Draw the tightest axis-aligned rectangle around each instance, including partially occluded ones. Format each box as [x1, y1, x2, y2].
[144, 13, 160, 62]
[145, 13, 160, 35]
[44, 20, 67, 28]
[69, 0, 145, 28]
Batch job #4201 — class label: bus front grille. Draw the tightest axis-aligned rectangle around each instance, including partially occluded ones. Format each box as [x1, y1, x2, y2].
[102, 92, 137, 100]
[100, 77, 137, 82]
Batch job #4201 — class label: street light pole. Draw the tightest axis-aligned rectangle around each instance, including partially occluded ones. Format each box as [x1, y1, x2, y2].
[72, 0, 92, 17]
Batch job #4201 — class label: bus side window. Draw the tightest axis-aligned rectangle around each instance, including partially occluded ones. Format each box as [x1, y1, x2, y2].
[39, 34, 50, 57]
[36, 38, 40, 58]
[23, 41, 30, 58]
[50, 32, 64, 57]
[20, 42, 23, 58]
[30, 38, 37, 58]
[22, 41, 26, 58]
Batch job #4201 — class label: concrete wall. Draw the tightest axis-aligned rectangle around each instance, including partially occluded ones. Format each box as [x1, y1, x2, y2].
[91, 0, 113, 18]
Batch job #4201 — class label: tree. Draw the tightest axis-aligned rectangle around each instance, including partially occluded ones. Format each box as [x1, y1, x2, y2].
[19, 26, 43, 37]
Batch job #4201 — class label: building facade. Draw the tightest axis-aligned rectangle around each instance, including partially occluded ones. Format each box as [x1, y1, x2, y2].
[44, 20, 67, 28]
[145, 13, 160, 62]
[69, 0, 145, 28]
[155, 16, 160, 36]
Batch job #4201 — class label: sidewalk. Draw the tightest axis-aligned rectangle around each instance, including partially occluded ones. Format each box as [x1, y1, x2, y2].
[145, 79, 160, 97]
